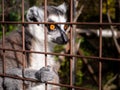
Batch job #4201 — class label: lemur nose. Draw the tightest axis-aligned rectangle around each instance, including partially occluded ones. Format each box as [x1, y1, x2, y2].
[61, 31, 68, 44]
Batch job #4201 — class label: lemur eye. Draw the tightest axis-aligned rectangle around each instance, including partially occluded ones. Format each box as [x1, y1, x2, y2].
[50, 24, 56, 30]
[64, 24, 69, 30]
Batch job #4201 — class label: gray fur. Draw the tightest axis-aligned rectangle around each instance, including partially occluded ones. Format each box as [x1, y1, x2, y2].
[26, 3, 67, 22]
[0, 3, 67, 90]
[4, 78, 22, 90]
[35, 66, 55, 83]
[3, 67, 56, 90]
[0, 78, 3, 90]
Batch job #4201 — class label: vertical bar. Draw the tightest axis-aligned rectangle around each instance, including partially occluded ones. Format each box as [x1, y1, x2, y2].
[44, 0, 48, 90]
[22, 0, 25, 90]
[72, 0, 77, 89]
[99, 0, 103, 90]
[1, 1, 6, 89]
[44, 0, 47, 67]
[2, 0, 5, 75]
[22, 0, 25, 68]
[70, 0, 73, 89]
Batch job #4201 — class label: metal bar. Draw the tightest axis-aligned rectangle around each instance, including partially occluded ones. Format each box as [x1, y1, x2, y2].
[2, 0, 5, 75]
[0, 73, 91, 90]
[44, 0, 48, 66]
[72, 0, 77, 88]
[22, 0, 25, 90]
[0, 48, 119, 61]
[99, 0, 103, 90]
[1, 0, 6, 89]
[44, 0, 48, 89]
[99, 23, 102, 90]
[1, 21, 120, 25]
[47, 82, 91, 90]
[22, 0, 25, 67]
[70, 0, 73, 88]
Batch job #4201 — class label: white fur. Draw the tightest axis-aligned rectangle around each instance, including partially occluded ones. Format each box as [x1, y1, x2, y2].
[26, 4, 67, 90]
[48, 15, 66, 32]
[48, 15, 66, 22]
[57, 3, 67, 13]
[28, 24, 55, 70]
[28, 24, 56, 90]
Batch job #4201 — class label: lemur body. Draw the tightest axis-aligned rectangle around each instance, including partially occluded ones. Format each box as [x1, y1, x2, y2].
[0, 3, 68, 90]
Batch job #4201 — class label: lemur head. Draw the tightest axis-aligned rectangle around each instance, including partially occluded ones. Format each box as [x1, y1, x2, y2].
[26, 3, 68, 45]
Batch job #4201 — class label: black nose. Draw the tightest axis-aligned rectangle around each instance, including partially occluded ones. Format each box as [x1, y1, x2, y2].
[61, 31, 68, 44]
[55, 31, 68, 45]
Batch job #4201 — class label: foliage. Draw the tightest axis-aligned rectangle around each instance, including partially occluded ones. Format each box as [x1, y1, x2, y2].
[103, 0, 116, 19]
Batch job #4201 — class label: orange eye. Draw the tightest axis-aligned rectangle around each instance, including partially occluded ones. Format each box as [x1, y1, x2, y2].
[50, 24, 55, 30]
[64, 24, 69, 30]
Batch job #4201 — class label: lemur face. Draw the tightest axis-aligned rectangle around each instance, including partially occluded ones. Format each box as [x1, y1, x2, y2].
[26, 3, 68, 45]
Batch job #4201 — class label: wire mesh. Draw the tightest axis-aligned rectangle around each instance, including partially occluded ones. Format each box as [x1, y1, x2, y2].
[0, 0, 120, 90]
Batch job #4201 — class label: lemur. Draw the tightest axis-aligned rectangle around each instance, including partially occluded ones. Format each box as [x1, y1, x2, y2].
[0, 3, 68, 90]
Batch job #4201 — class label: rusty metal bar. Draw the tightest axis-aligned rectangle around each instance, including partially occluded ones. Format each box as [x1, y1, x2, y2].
[22, 0, 26, 90]
[21, 0, 25, 70]
[44, 0, 48, 89]
[72, 0, 77, 88]
[47, 82, 91, 90]
[2, 0, 5, 75]
[22, 0, 25, 68]
[0, 47, 119, 62]
[1, 21, 120, 26]
[99, 0, 103, 90]
[44, 0, 48, 67]
[0, 73, 91, 90]
[1, 0, 6, 89]
[70, 0, 73, 88]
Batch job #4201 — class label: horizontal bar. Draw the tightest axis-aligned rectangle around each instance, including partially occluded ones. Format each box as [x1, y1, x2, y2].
[0, 21, 120, 26]
[0, 73, 38, 82]
[47, 82, 91, 90]
[0, 73, 90, 90]
[0, 47, 119, 61]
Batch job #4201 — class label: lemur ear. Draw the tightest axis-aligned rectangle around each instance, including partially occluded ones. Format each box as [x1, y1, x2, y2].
[57, 3, 67, 13]
[26, 6, 43, 22]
